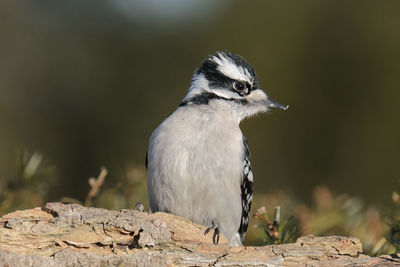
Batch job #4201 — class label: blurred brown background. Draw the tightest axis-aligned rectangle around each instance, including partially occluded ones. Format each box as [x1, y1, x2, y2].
[0, 0, 399, 214]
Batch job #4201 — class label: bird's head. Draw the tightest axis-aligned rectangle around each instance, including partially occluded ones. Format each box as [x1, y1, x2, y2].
[181, 51, 288, 121]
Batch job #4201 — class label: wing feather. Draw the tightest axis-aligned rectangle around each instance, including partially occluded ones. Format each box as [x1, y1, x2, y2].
[238, 136, 254, 243]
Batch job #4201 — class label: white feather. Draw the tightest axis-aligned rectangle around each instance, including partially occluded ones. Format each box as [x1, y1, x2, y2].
[212, 52, 253, 84]
[147, 104, 244, 244]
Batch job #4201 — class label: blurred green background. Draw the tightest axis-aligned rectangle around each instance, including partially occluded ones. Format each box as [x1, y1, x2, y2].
[1, 0, 400, 240]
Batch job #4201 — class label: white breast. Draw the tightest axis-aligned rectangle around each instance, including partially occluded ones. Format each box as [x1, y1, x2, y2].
[147, 103, 244, 242]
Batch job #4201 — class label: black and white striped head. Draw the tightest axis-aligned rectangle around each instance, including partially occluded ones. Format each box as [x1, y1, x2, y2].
[181, 51, 288, 121]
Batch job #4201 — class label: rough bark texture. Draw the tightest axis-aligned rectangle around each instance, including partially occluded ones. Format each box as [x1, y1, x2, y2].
[0, 202, 399, 266]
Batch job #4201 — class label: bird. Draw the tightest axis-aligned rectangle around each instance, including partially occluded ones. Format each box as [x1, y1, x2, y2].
[146, 51, 288, 246]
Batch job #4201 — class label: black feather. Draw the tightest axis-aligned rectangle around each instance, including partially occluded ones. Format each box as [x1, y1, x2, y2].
[179, 92, 247, 107]
[238, 136, 254, 243]
[196, 51, 259, 91]
[145, 151, 148, 170]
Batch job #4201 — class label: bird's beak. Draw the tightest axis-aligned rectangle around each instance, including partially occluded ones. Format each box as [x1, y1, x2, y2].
[249, 89, 289, 111]
[267, 98, 289, 110]
[266, 97, 289, 111]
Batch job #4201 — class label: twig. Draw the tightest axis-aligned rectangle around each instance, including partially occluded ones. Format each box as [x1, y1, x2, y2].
[85, 166, 108, 207]
[370, 237, 387, 256]
[274, 206, 281, 226]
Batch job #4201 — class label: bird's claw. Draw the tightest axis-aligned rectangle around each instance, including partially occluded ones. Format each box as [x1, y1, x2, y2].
[135, 202, 145, 212]
[204, 221, 220, 245]
[135, 202, 150, 214]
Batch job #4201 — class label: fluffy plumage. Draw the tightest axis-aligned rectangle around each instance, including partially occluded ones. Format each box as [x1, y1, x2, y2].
[146, 51, 287, 246]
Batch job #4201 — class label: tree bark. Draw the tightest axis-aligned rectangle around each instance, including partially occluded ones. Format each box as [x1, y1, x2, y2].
[0, 202, 398, 266]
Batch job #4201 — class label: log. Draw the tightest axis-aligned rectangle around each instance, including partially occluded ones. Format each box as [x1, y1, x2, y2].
[0, 202, 398, 266]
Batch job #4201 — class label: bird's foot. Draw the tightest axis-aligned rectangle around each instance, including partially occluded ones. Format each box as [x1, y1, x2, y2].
[135, 202, 150, 214]
[204, 221, 220, 245]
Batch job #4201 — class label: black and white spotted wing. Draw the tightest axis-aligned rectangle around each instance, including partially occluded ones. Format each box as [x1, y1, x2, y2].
[238, 136, 254, 243]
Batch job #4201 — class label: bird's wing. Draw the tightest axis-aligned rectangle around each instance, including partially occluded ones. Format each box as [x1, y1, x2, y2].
[238, 136, 254, 243]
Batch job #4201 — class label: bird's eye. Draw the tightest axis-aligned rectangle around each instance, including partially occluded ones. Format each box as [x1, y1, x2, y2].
[233, 81, 246, 92]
